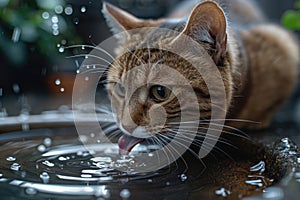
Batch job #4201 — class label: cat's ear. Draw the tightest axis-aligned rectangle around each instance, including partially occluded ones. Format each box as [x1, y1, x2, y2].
[182, 1, 227, 65]
[102, 2, 144, 35]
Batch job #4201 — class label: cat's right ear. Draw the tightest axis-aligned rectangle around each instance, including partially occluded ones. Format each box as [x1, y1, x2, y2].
[102, 2, 143, 35]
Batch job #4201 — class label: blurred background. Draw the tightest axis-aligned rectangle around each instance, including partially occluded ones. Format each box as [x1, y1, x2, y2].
[0, 0, 299, 123]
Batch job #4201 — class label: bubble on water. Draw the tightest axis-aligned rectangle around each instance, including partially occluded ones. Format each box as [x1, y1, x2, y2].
[180, 173, 187, 182]
[25, 187, 37, 195]
[120, 189, 131, 199]
[60, 87, 65, 92]
[12, 83, 20, 93]
[6, 156, 16, 161]
[61, 39, 67, 45]
[55, 5, 63, 14]
[73, 18, 79, 25]
[58, 47, 64, 53]
[55, 79, 61, 85]
[10, 163, 21, 171]
[42, 160, 55, 167]
[81, 6, 87, 13]
[42, 11, 50, 19]
[64, 5, 73, 15]
[37, 144, 46, 152]
[43, 137, 52, 147]
[40, 172, 50, 183]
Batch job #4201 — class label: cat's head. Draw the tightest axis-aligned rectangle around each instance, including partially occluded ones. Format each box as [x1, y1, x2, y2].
[102, 1, 235, 154]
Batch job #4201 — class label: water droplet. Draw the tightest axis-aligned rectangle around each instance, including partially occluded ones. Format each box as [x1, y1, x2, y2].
[120, 189, 131, 199]
[12, 83, 20, 93]
[10, 163, 21, 171]
[166, 181, 170, 186]
[22, 123, 29, 131]
[61, 39, 67, 45]
[97, 139, 101, 143]
[85, 76, 89, 81]
[58, 156, 69, 161]
[75, 59, 79, 67]
[76, 69, 80, 74]
[215, 187, 231, 197]
[81, 45, 85, 50]
[0, 173, 2, 177]
[52, 30, 59, 36]
[80, 6, 87, 13]
[51, 15, 58, 23]
[148, 153, 154, 157]
[85, 55, 88, 59]
[6, 156, 16, 161]
[90, 133, 95, 137]
[37, 144, 46, 152]
[43, 137, 52, 147]
[57, 44, 61, 47]
[180, 173, 187, 182]
[64, 5, 73, 15]
[42, 160, 54, 167]
[60, 87, 65, 92]
[40, 172, 50, 183]
[73, 18, 79, 25]
[55, 79, 61, 85]
[25, 187, 37, 195]
[147, 179, 152, 183]
[21, 171, 26, 178]
[42, 12, 49, 19]
[52, 23, 59, 30]
[55, 5, 63, 14]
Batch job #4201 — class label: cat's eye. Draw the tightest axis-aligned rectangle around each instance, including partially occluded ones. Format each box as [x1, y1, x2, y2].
[150, 85, 171, 103]
[114, 83, 125, 97]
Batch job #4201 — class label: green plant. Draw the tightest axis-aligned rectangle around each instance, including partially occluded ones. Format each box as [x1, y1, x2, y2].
[0, 0, 81, 66]
[282, 0, 300, 30]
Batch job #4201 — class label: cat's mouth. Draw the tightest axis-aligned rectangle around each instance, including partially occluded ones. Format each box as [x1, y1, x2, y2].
[118, 134, 145, 155]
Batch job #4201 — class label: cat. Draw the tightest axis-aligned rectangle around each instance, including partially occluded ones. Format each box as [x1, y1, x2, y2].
[101, 0, 299, 155]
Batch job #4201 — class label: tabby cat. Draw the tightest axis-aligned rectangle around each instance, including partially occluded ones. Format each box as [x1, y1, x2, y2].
[101, 0, 299, 155]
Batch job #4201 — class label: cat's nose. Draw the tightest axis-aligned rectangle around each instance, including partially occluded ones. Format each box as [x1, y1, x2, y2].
[120, 124, 136, 134]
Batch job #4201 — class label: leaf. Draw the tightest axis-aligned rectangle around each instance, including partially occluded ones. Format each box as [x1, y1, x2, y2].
[281, 10, 300, 30]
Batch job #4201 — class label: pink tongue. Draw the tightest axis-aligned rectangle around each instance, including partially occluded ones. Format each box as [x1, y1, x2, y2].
[118, 135, 144, 155]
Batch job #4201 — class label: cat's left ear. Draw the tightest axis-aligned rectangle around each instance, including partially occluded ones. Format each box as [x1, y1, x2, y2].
[182, 1, 227, 65]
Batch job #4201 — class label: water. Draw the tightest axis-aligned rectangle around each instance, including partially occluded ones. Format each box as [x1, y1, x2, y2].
[0, 126, 298, 199]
